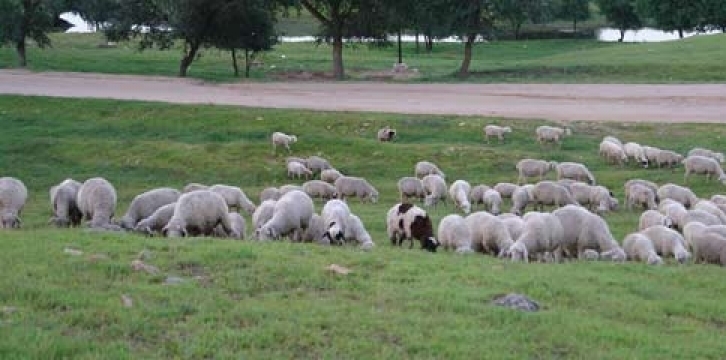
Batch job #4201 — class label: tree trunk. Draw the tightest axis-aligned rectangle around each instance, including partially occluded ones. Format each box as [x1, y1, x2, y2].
[245, 48, 251, 78]
[458, 33, 476, 77]
[514, 23, 521, 40]
[332, 34, 344, 80]
[573, 18, 577, 34]
[425, 35, 433, 52]
[678, 28, 684, 38]
[415, 32, 420, 53]
[231, 48, 239, 77]
[16, 39, 27, 67]
[619, 29, 625, 42]
[397, 30, 403, 64]
[179, 41, 200, 77]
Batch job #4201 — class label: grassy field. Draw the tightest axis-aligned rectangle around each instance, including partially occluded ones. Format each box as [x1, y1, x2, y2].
[2, 95, 726, 358]
[1, 32, 725, 83]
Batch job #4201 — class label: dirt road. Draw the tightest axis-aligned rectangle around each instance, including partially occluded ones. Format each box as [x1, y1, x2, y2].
[1, 70, 725, 123]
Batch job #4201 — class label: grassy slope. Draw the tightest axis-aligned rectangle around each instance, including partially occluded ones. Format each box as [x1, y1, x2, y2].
[2, 96, 726, 358]
[1, 32, 725, 82]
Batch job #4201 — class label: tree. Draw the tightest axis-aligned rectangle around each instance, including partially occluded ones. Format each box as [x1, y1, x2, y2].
[0, 0, 59, 67]
[700, 0, 726, 32]
[445, 0, 496, 77]
[555, 0, 590, 33]
[596, 0, 641, 42]
[493, 0, 552, 39]
[635, 0, 701, 38]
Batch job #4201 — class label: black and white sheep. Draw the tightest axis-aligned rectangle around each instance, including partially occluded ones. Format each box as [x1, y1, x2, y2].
[386, 203, 439, 252]
[163, 190, 234, 238]
[377, 126, 397, 142]
[255, 190, 314, 242]
[77, 177, 119, 230]
[321, 199, 352, 245]
[0, 177, 27, 229]
[49, 178, 82, 228]
[119, 187, 180, 230]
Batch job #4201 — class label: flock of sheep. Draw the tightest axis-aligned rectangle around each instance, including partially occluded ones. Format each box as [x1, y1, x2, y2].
[2, 125, 726, 266]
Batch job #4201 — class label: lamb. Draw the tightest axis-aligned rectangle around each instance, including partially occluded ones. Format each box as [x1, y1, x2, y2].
[163, 190, 235, 238]
[259, 187, 281, 202]
[655, 149, 684, 168]
[271, 131, 297, 153]
[639, 225, 690, 263]
[510, 184, 534, 216]
[531, 181, 578, 211]
[498, 213, 525, 240]
[622, 233, 663, 265]
[483, 189, 503, 215]
[469, 184, 490, 208]
[302, 180, 338, 201]
[49, 178, 82, 228]
[343, 214, 375, 249]
[449, 180, 472, 214]
[682, 155, 726, 184]
[599, 140, 628, 166]
[483, 125, 512, 143]
[255, 190, 314, 241]
[626, 183, 658, 211]
[321, 199, 352, 245]
[556, 162, 596, 185]
[334, 176, 379, 203]
[377, 126, 397, 142]
[623, 142, 649, 167]
[535, 125, 571, 146]
[306, 156, 333, 173]
[386, 203, 439, 252]
[183, 182, 208, 193]
[287, 161, 314, 179]
[638, 210, 674, 230]
[208, 184, 256, 215]
[415, 161, 445, 179]
[320, 168, 343, 184]
[76, 177, 119, 229]
[213, 212, 246, 240]
[465, 211, 514, 257]
[688, 147, 725, 163]
[438, 214, 473, 253]
[119, 187, 180, 230]
[422, 174, 447, 208]
[509, 212, 564, 262]
[0, 177, 27, 229]
[516, 159, 557, 184]
[493, 182, 518, 199]
[552, 205, 626, 261]
[252, 200, 277, 231]
[397, 177, 426, 203]
[134, 202, 176, 236]
[657, 183, 698, 209]
[682, 222, 726, 265]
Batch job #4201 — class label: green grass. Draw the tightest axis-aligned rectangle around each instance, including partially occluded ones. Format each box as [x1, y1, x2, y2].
[3, 95, 726, 358]
[1, 32, 725, 82]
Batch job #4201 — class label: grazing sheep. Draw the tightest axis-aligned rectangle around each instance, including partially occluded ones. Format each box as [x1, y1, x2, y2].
[624, 179, 659, 203]
[320, 168, 343, 184]
[623, 233, 663, 265]
[287, 161, 314, 179]
[252, 200, 277, 231]
[683, 209, 722, 228]
[213, 212, 246, 240]
[642, 145, 662, 166]
[531, 181, 578, 211]
[553, 205, 626, 261]
[682, 222, 726, 265]
[599, 140, 628, 166]
[569, 183, 617, 213]
[694, 200, 726, 224]
[208, 184, 256, 215]
[688, 147, 725, 164]
[259, 187, 281, 202]
[438, 214, 473, 253]
[626, 183, 658, 211]
[415, 161, 445, 179]
[279, 184, 304, 195]
[387, 203, 439, 252]
[449, 180, 472, 214]
[602, 136, 623, 147]
[509, 212, 564, 262]
[398, 177, 426, 203]
[483, 189, 503, 215]
[77, 177, 119, 230]
[639, 210, 674, 230]
[183, 182, 208, 193]
[334, 176, 379, 203]
[657, 183, 698, 209]
[510, 184, 534, 216]
[49, 178, 82, 228]
[498, 213, 525, 240]
[302, 213, 327, 244]
[466, 211, 514, 257]
[303, 180, 338, 201]
[623, 142, 649, 167]
[255, 190, 314, 242]
[469, 184, 490, 208]
[516, 159, 557, 184]
[659, 199, 689, 231]
[493, 182, 518, 199]
[377, 126, 397, 142]
[556, 162, 596, 185]
[535, 125, 571, 146]
[344, 214, 375, 249]
[386, 203, 408, 245]
[134, 202, 176, 236]
[0, 177, 27, 229]
[640, 225, 690, 263]
[655, 149, 684, 168]
[683, 155, 726, 184]
[483, 125, 512, 143]
[422, 174, 448, 208]
[119, 187, 180, 230]
[271, 131, 297, 153]
[163, 190, 234, 238]
[306, 156, 333, 173]
[321, 199, 352, 245]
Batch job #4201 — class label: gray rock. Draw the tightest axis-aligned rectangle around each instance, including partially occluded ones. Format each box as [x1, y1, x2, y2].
[491, 293, 540, 312]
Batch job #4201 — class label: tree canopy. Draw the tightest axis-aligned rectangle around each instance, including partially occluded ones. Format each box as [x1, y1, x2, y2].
[0, 0, 59, 66]
[597, 0, 641, 42]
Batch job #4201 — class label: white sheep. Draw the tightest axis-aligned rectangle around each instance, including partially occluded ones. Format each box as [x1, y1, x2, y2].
[302, 213, 327, 244]
[623, 142, 649, 167]
[321, 199, 352, 245]
[688, 147, 725, 164]
[334, 176, 379, 203]
[657, 183, 698, 209]
[638, 210, 673, 230]
[208, 184, 256, 215]
[509, 212, 564, 262]
[639, 225, 690, 263]
[163, 190, 234, 238]
[498, 213, 525, 240]
[469, 184, 490, 209]
[602, 136, 623, 147]
[682, 209, 723, 228]
[535, 125, 571, 146]
[516, 159, 557, 184]
[183, 182, 208, 193]
[556, 162, 596, 185]
[344, 214, 375, 249]
[415, 161, 445, 179]
[624, 179, 659, 203]
[438, 214, 473, 253]
[493, 182, 518, 199]
[655, 149, 684, 168]
[683, 155, 726, 184]
[682, 222, 726, 265]
[642, 145, 662, 166]
[622, 233, 663, 265]
[483, 125, 512, 143]
[134, 202, 176, 236]
[658, 199, 689, 231]
[626, 183, 658, 211]
[259, 187, 281, 202]
[553, 205, 626, 261]
[694, 200, 726, 224]
[599, 140, 628, 166]
[119, 187, 180, 230]
[306, 156, 333, 173]
[271, 131, 297, 153]
[377, 126, 397, 142]
[49, 178, 82, 228]
[279, 184, 303, 195]
[510, 184, 534, 216]
[422, 174, 447, 208]
[449, 180, 471, 214]
[252, 199, 277, 231]
[302, 180, 338, 201]
[569, 183, 617, 213]
[483, 189, 503, 215]
[213, 212, 246, 240]
[397, 177, 426, 203]
[255, 190, 314, 242]
[287, 161, 314, 179]
[77, 177, 119, 230]
[466, 211, 514, 257]
[531, 181, 578, 211]
[0, 177, 27, 229]
[320, 168, 343, 184]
